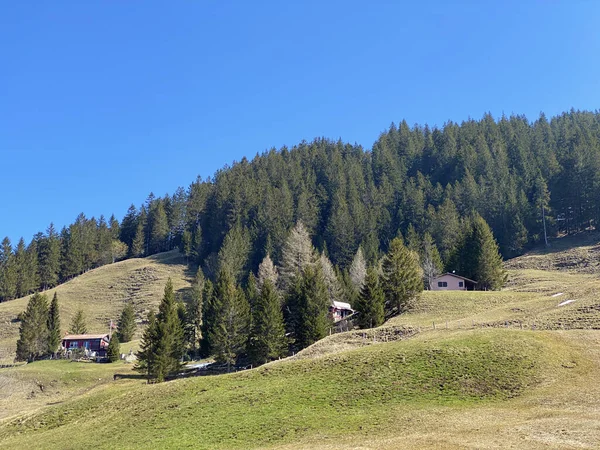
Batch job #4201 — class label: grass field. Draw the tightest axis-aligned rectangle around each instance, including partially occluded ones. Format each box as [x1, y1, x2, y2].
[1, 236, 600, 448]
[0, 250, 192, 363]
[2, 329, 589, 449]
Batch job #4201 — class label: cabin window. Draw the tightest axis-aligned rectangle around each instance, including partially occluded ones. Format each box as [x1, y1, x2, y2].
[438, 281, 448, 287]
[83, 341, 89, 349]
[69, 341, 78, 349]
[458, 281, 464, 287]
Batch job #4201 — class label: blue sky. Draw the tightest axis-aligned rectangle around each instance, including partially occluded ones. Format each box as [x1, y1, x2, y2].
[1, 1, 599, 243]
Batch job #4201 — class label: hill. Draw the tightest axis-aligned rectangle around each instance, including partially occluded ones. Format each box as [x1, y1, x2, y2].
[1, 235, 600, 448]
[0, 250, 192, 363]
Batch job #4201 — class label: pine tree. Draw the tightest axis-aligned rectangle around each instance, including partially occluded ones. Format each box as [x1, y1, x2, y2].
[16, 293, 50, 362]
[117, 303, 136, 343]
[47, 292, 61, 354]
[294, 265, 331, 350]
[354, 267, 385, 329]
[199, 278, 215, 357]
[279, 221, 316, 292]
[69, 309, 88, 334]
[209, 269, 250, 372]
[107, 333, 120, 362]
[381, 237, 423, 316]
[257, 253, 278, 291]
[349, 246, 367, 293]
[248, 279, 287, 365]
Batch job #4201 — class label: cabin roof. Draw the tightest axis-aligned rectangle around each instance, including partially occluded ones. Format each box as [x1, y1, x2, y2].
[62, 334, 109, 341]
[434, 273, 477, 284]
[332, 301, 353, 311]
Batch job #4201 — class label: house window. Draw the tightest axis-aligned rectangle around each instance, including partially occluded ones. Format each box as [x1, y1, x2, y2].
[458, 281, 464, 287]
[69, 341, 78, 349]
[438, 281, 448, 287]
[83, 341, 89, 349]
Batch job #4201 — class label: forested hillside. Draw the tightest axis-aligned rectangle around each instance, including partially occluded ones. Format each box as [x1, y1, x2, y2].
[2, 109, 600, 301]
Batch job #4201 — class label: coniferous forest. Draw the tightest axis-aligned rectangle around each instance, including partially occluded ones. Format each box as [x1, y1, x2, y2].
[2, 110, 600, 302]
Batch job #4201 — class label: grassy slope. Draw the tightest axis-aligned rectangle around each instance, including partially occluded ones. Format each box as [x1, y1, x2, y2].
[0, 329, 580, 450]
[0, 250, 192, 363]
[1, 235, 600, 448]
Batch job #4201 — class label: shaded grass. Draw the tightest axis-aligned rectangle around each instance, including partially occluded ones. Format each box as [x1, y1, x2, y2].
[0, 330, 554, 449]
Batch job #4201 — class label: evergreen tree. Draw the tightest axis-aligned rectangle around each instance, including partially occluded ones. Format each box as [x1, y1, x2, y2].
[470, 213, 507, 290]
[381, 237, 423, 316]
[185, 268, 204, 358]
[0, 237, 16, 301]
[120, 204, 139, 251]
[16, 293, 50, 362]
[354, 267, 385, 329]
[199, 278, 215, 357]
[209, 269, 250, 371]
[319, 252, 343, 304]
[47, 292, 61, 354]
[107, 333, 120, 362]
[149, 201, 169, 254]
[117, 303, 136, 343]
[217, 224, 251, 284]
[69, 309, 88, 334]
[135, 279, 184, 382]
[131, 219, 145, 258]
[38, 223, 61, 290]
[248, 279, 287, 365]
[294, 265, 331, 350]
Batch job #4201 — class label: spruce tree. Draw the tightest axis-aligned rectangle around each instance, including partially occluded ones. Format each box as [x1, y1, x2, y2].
[47, 292, 61, 354]
[135, 279, 184, 382]
[248, 279, 287, 365]
[16, 293, 50, 362]
[354, 267, 385, 329]
[149, 201, 169, 254]
[0, 237, 17, 301]
[217, 224, 251, 284]
[69, 309, 88, 334]
[185, 268, 204, 358]
[107, 333, 120, 362]
[470, 213, 507, 290]
[117, 303, 136, 343]
[131, 220, 146, 258]
[38, 223, 61, 290]
[199, 278, 215, 357]
[209, 269, 250, 372]
[295, 265, 331, 350]
[381, 237, 423, 316]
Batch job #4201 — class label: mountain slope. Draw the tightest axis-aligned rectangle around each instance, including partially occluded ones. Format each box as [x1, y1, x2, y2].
[0, 250, 192, 363]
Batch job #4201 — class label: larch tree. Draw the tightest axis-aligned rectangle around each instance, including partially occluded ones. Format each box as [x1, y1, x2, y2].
[318, 252, 343, 304]
[69, 309, 88, 334]
[354, 267, 385, 329]
[381, 237, 423, 316]
[217, 224, 251, 285]
[421, 232, 443, 289]
[349, 246, 367, 293]
[279, 221, 316, 292]
[257, 253, 278, 291]
[16, 293, 50, 362]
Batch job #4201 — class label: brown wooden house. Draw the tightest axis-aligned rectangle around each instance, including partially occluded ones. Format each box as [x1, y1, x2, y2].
[61, 334, 110, 356]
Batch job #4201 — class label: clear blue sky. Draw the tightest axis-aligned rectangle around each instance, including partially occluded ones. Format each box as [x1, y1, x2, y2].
[1, 1, 599, 244]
